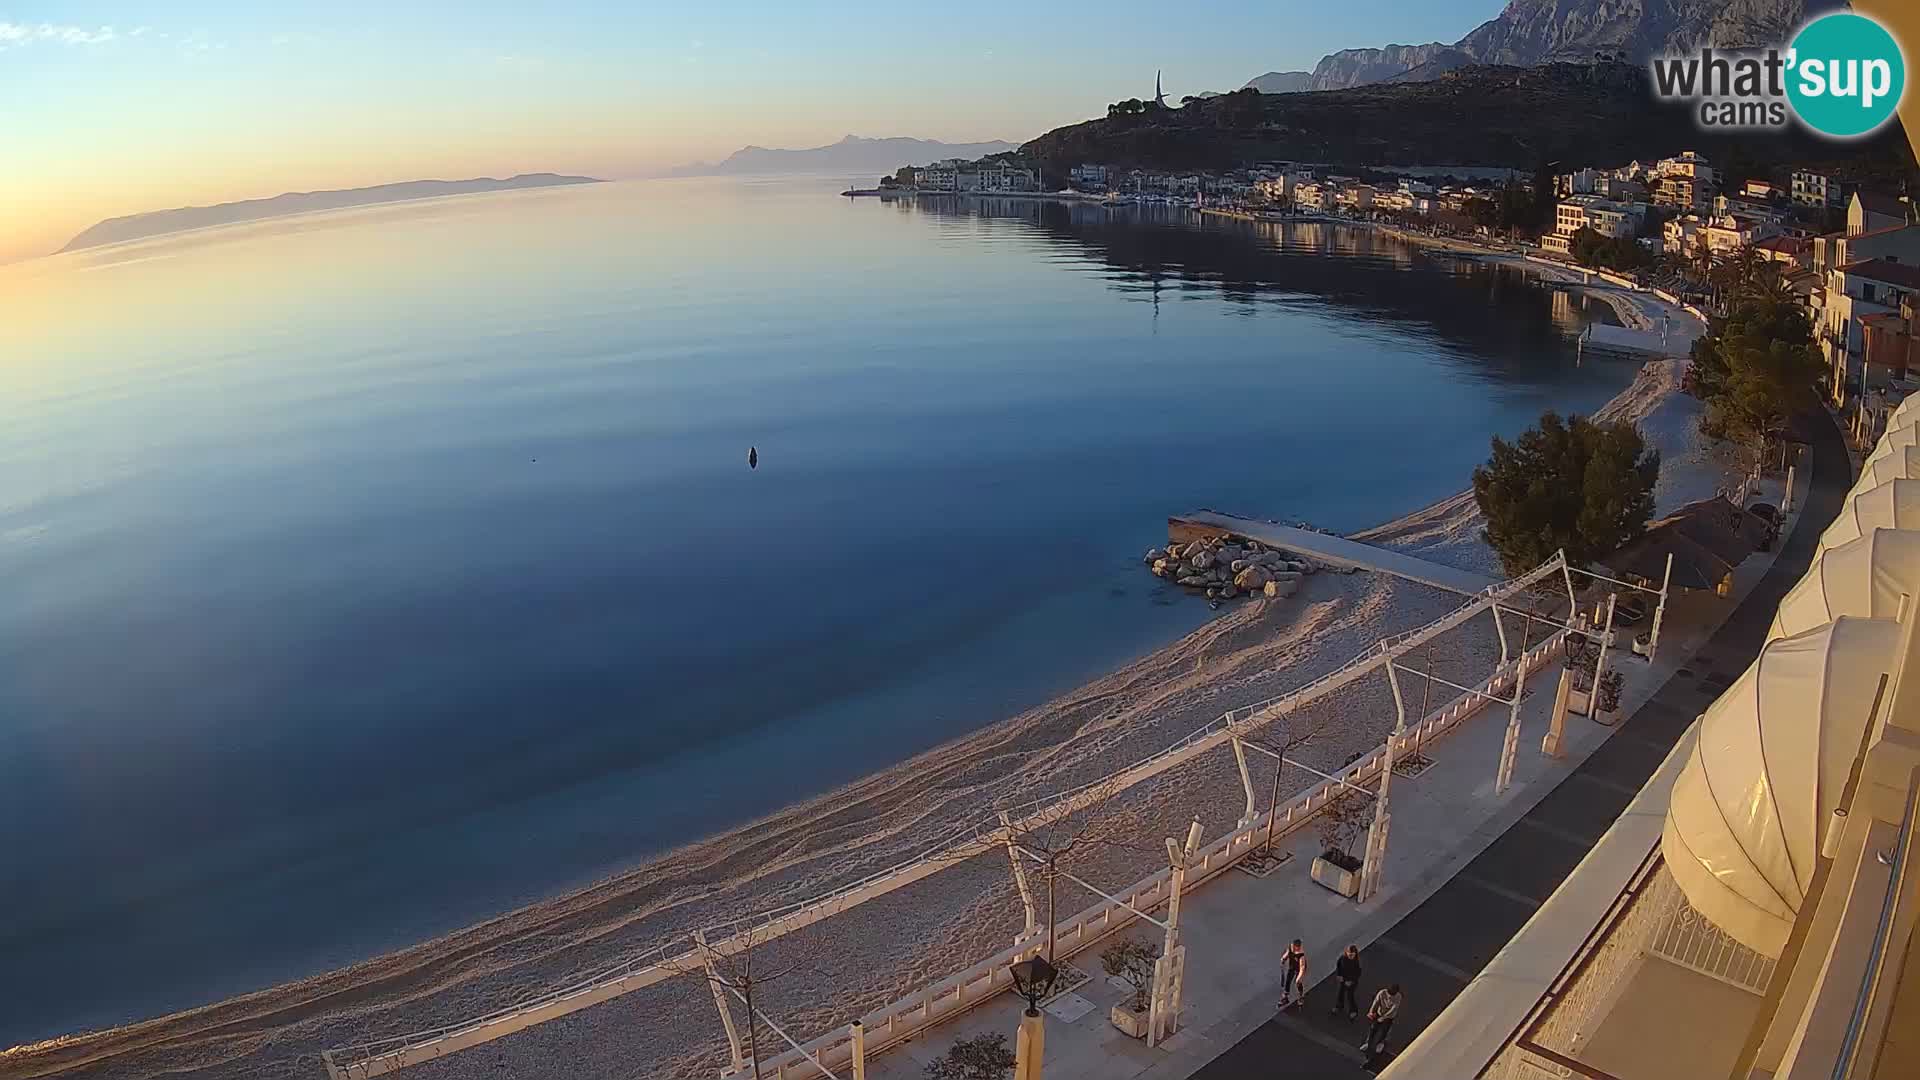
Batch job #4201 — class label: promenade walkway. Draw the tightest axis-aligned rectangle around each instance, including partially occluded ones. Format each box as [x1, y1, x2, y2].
[1176, 511, 1500, 596]
[1184, 408, 1847, 1078]
[864, 414, 1840, 1080]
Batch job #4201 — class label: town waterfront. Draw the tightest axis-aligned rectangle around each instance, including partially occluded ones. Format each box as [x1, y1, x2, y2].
[0, 175, 1637, 1044]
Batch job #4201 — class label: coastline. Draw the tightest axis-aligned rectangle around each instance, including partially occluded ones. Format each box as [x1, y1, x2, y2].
[2, 238, 1717, 1080]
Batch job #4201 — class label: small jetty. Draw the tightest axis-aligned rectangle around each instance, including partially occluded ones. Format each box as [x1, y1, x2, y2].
[1169, 510, 1500, 596]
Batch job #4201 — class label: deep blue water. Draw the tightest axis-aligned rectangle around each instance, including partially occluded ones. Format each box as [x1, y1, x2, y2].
[0, 177, 1632, 1042]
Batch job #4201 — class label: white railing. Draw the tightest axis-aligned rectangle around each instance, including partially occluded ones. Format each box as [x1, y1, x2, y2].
[742, 629, 1570, 1079]
[1647, 868, 1777, 994]
[325, 555, 1571, 1079]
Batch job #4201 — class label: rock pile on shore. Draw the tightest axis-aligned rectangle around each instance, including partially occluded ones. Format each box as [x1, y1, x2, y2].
[1143, 535, 1316, 604]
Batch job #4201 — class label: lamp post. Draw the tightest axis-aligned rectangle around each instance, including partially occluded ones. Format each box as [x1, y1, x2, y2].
[1008, 955, 1058, 1080]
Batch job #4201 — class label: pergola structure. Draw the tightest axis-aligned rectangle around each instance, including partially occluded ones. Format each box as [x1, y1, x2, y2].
[324, 548, 1679, 1080]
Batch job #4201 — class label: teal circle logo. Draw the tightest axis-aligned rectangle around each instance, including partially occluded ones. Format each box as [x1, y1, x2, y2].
[1787, 13, 1906, 139]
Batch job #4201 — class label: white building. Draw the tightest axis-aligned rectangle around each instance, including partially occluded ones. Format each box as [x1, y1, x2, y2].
[1822, 258, 1920, 405]
[1793, 168, 1846, 209]
[1336, 184, 1376, 210]
[1293, 182, 1333, 212]
[977, 163, 1037, 193]
[1068, 163, 1108, 190]
[1653, 151, 1716, 211]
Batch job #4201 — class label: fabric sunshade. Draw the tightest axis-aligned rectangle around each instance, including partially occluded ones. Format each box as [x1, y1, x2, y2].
[1818, 478, 1920, 556]
[1771, 529, 1920, 641]
[1662, 617, 1902, 956]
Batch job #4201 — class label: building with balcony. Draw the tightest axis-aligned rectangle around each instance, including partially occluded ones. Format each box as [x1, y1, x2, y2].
[1654, 152, 1717, 211]
[1794, 169, 1848, 209]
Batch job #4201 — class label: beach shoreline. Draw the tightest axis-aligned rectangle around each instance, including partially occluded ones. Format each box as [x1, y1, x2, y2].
[3, 236, 1718, 1080]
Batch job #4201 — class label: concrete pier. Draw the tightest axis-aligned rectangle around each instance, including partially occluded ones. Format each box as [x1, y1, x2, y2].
[1170, 511, 1501, 596]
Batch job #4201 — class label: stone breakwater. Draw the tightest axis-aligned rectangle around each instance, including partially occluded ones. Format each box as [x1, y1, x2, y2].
[1144, 533, 1327, 605]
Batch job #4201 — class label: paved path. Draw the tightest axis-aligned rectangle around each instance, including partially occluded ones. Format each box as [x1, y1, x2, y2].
[1177, 511, 1501, 596]
[1187, 410, 1850, 1077]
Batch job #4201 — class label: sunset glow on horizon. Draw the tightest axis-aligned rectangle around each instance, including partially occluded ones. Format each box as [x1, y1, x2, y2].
[0, 0, 1499, 265]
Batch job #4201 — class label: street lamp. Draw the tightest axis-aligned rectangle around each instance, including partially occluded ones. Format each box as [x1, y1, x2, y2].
[1008, 954, 1058, 1080]
[1008, 955, 1058, 1016]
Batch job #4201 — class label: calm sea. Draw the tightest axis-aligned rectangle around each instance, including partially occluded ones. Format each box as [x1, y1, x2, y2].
[0, 176, 1632, 1042]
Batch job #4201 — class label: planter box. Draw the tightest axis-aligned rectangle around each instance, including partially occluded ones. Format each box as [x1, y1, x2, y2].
[1568, 687, 1592, 716]
[1310, 854, 1361, 898]
[1110, 1004, 1150, 1038]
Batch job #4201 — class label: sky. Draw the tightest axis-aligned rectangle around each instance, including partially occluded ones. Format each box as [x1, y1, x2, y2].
[0, 1, 1502, 264]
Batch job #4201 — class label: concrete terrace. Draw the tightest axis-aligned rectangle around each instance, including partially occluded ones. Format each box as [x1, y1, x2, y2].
[1175, 510, 1501, 596]
[869, 413, 1841, 1080]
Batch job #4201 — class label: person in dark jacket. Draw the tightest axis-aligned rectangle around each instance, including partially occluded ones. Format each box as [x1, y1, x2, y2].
[1333, 944, 1363, 1019]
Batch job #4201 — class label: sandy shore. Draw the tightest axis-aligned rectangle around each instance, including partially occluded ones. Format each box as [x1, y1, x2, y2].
[3, 264, 1727, 1080]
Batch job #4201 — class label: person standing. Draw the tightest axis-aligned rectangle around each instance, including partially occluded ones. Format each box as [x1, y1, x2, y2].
[1364, 983, 1403, 1055]
[1333, 945, 1363, 1019]
[1277, 939, 1308, 1008]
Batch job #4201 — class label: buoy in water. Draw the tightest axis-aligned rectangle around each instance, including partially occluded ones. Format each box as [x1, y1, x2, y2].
[748, 446, 758, 470]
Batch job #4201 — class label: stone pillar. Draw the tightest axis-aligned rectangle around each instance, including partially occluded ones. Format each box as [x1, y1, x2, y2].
[1014, 1010, 1046, 1080]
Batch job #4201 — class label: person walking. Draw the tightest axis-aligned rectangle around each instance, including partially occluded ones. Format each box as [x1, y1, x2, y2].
[1333, 945, 1363, 1019]
[1364, 983, 1403, 1056]
[1277, 939, 1308, 1009]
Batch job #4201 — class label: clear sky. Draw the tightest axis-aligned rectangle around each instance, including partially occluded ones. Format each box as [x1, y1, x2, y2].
[0, 1, 1501, 264]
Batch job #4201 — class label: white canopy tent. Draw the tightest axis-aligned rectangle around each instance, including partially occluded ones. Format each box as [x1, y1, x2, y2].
[1818, 478, 1920, 556]
[1662, 617, 1901, 957]
[1771, 529, 1920, 641]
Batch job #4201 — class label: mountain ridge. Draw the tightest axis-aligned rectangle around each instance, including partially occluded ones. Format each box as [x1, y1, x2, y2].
[1243, 71, 1312, 94]
[59, 174, 601, 253]
[668, 135, 1022, 177]
[1298, 0, 1843, 91]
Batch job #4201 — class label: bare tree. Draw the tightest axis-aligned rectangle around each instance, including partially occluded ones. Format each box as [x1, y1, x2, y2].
[678, 927, 800, 1080]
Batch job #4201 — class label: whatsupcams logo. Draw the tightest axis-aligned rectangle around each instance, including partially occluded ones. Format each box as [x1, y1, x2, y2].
[1650, 11, 1907, 139]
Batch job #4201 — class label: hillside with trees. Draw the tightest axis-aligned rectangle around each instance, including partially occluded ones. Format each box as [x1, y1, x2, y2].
[1021, 62, 1913, 183]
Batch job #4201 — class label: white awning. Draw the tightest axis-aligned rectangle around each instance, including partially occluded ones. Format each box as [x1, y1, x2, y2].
[1819, 478, 1920, 555]
[1865, 420, 1920, 469]
[1890, 392, 1920, 429]
[1662, 617, 1902, 956]
[1850, 445, 1920, 499]
[1772, 529, 1920, 641]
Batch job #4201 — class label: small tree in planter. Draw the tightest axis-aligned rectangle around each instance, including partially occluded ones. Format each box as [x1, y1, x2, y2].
[1101, 938, 1161, 1037]
[1595, 669, 1626, 715]
[925, 1032, 1016, 1080]
[1310, 787, 1372, 898]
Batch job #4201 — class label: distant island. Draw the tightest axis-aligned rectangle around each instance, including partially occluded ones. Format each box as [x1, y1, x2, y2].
[668, 135, 1021, 177]
[58, 173, 603, 253]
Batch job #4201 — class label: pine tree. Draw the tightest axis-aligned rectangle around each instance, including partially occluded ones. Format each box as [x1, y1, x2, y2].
[1472, 412, 1661, 576]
